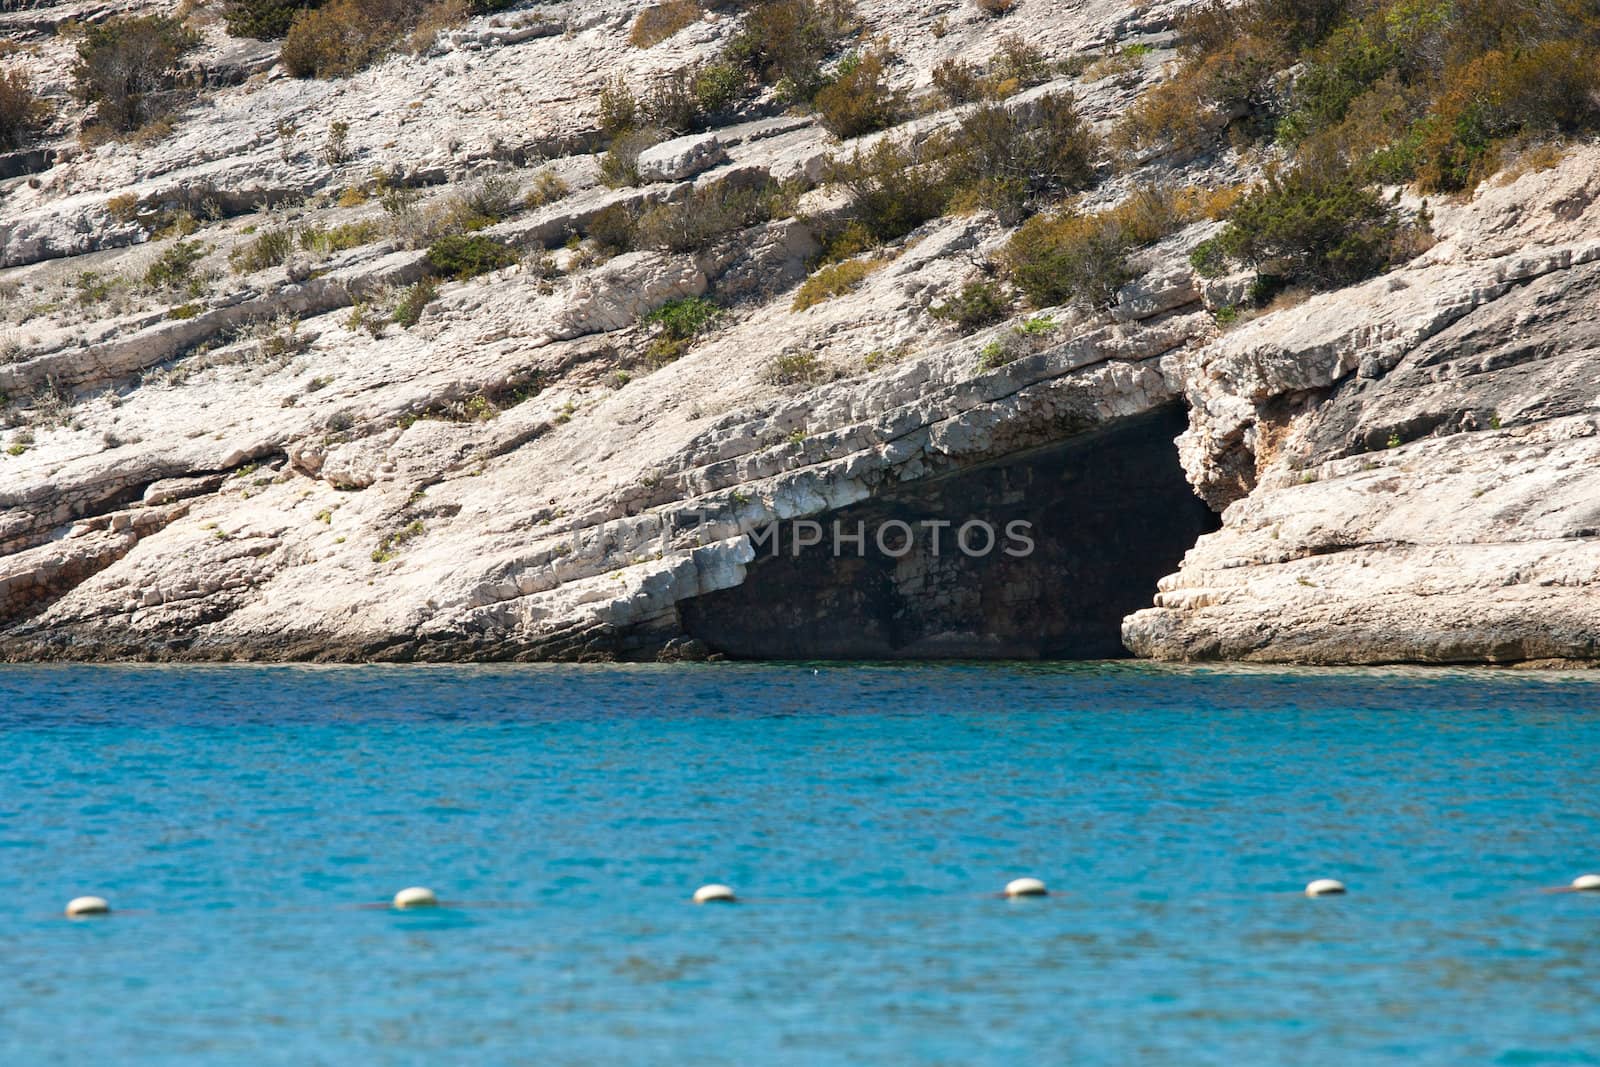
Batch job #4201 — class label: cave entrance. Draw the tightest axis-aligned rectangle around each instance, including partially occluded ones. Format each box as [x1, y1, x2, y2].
[679, 405, 1219, 660]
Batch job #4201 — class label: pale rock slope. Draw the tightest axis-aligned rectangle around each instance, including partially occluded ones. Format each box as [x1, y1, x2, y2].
[1, 0, 1596, 665]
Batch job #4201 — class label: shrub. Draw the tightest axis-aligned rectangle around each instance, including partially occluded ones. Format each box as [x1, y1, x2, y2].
[996, 183, 1192, 309]
[727, 0, 861, 98]
[1197, 161, 1411, 290]
[299, 220, 380, 254]
[991, 34, 1050, 88]
[425, 233, 518, 279]
[587, 203, 637, 254]
[322, 120, 351, 165]
[72, 15, 198, 133]
[230, 227, 295, 273]
[598, 77, 640, 138]
[630, 0, 701, 48]
[642, 68, 703, 134]
[523, 169, 570, 209]
[458, 174, 519, 223]
[600, 128, 665, 188]
[931, 57, 982, 107]
[0, 69, 50, 151]
[1121, 0, 1600, 194]
[765, 350, 825, 385]
[225, 0, 325, 39]
[930, 279, 1009, 330]
[999, 212, 1134, 309]
[642, 295, 721, 363]
[1414, 41, 1600, 192]
[792, 257, 880, 310]
[692, 61, 747, 116]
[974, 0, 1018, 15]
[946, 93, 1099, 224]
[813, 43, 904, 139]
[145, 240, 208, 289]
[636, 179, 772, 252]
[391, 279, 437, 326]
[826, 136, 955, 243]
[281, 0, 426, 78]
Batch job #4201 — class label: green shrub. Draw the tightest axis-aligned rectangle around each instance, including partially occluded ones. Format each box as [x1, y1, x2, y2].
[224, 0, 325, 39]
[930, 280, 1009, 330]
[636, 180, 772, 253]
[299, 220, 380, 254]
[524, 169, 570, 209]
[792, 257, 880, 310]
[425, 233, 518, 279]
[642, 295, 721, 363]
[392, 279, 437, 326]
[72, 15, 198, 133]
[999, 212, 1133, 309]
[727, 0, 861, 98]
[946, 93, 1099, 223]
[599, 128, 665, 188]
[693, 61, 747, 116]
[1200, 161, 1411, 290]
[144, 241, 208, 289]
[826, 136, 955, 243]
[0, 69, 50, 151]
[765, 350, 825, 385]
[229, 228, 295, 273]
[814, 43, 904, 139]
[645, 295, 721, 339]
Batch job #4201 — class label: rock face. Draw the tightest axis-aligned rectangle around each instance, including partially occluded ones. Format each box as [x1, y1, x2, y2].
[1124, 158, 1600, 666]
[1, 0, 1597, 666]
[636, 133, 728, 182]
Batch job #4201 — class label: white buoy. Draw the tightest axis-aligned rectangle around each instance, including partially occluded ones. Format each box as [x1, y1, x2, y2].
[693, 884, 737, 904]
[1572, 874, 1600, 892]
[1305, 878, 1347, 897]
[393, 886, 439, 909]
[65, 896, 110, 917]
[1004, 877, 1049, 898]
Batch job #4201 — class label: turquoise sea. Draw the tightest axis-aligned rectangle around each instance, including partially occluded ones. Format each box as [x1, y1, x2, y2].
[2, 663, 1597, 1065]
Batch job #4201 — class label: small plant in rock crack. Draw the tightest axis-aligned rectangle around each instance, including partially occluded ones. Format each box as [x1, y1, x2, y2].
[640, 296, 722, 366]
[391, 279, 438, 327]
[371, 519, 426, 563]
[765, 350, 825, 387]
[322, 120, 351, 166]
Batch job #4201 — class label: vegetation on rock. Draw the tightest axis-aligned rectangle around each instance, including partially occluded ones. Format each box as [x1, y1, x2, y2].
[71, 15, 197, 135]
[0, 69, 50, 151]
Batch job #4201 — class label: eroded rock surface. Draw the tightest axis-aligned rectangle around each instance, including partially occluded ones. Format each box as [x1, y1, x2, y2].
[2, 0, 1597, 666]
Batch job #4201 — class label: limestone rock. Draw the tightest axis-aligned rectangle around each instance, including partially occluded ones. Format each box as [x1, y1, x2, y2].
[636, 134, 728, 183]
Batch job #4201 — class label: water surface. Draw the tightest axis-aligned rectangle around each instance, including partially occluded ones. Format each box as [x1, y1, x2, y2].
[2, 663, 1597, 1064]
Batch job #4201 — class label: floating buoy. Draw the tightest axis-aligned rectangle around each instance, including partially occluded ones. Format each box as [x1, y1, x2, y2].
[65, 896, 110, 917]
[1004, 877, 1048, 898]
[1572, 874, 1600, 892]
[693, 884, 736, 904]
[393, 886, 439, 909]
[1305, 879, 1347, 897]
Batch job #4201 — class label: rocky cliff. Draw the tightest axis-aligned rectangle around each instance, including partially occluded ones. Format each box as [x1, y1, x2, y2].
[1, 0, 1596, 665]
